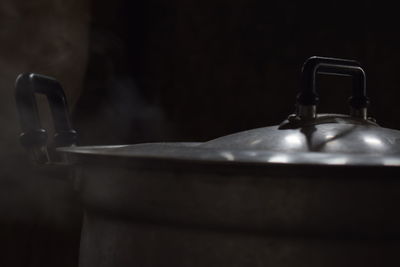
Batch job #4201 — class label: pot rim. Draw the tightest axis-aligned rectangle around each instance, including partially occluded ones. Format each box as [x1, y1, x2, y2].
[57, 142, 400, 167]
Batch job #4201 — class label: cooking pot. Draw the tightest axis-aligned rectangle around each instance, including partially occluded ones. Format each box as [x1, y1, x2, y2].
[15, 57, 400, 267]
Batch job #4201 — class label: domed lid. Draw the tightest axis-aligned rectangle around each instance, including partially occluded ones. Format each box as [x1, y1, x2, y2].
[200, 114, 400, 155]
[16, 57, 400, 166]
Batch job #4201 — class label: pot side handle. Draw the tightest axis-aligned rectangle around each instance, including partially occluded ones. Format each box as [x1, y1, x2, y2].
[15, 73, 77, 164]
[296, 56, 369, 120]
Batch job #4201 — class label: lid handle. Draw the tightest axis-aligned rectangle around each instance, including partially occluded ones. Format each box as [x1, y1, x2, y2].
[296, 56, 369, 120]
[15, 73, 77, 164]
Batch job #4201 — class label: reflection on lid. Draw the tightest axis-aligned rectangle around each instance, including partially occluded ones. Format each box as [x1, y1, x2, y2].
[250, 139, 262, 146]
[284, 134, 303, 148]
[363, 136, 383, 147]
[267, 154, 290, 163]
[220, 151, 235, 161]
[382, 158, 400, 166]
[325, 134, 335, 139]
[323, 156, 348, 165]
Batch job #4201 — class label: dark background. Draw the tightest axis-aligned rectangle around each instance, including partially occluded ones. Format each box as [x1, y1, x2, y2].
[3, 1, 400, 266]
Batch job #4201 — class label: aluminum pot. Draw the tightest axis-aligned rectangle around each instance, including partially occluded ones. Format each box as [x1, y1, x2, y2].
[15, 57, 400, 267]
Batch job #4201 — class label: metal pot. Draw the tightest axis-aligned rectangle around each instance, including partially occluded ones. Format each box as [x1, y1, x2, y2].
[15, 57, 400, 267]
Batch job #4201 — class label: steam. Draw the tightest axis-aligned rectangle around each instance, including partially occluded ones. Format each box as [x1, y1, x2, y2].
[74, 28, 173, 145]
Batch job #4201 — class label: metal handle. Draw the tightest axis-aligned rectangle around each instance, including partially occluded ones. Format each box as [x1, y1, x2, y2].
[15, 73, 77, 163]
[296, 56, 369, 120]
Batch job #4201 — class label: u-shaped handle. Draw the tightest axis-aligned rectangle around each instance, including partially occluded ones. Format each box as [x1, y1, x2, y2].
[15, 73, 77, 163]
[296, 56, 369, 119]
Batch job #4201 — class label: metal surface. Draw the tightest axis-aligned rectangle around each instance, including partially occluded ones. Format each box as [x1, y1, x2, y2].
[58, 113, 400, 166]
[75, 159, 400, 267]
[58, 145, 400, 167]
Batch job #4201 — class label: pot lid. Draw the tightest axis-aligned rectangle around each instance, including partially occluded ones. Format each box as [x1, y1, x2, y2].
[200, 115, 400, 154]
[15, 57, 400, 166]
[56, 114, 400, 166]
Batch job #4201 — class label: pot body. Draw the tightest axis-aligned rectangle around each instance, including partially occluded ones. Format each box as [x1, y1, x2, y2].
[74, 158, 400, 267]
